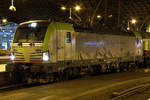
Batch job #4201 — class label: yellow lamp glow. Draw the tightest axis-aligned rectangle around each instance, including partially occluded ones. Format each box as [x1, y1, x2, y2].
[97, 15, 102, 19]
[131, 19, 137, 24]
[2, 18, 7, 23]
[9, 0, 16, 12]
[61, 6, 66, 10]
[74, 5, 81, 11]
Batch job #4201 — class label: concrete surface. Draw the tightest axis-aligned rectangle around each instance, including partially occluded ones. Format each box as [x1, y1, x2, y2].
[0, 71, 150, 100]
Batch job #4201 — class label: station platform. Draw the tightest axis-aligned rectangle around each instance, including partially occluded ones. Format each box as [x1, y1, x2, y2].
[0, 71, 150, 100]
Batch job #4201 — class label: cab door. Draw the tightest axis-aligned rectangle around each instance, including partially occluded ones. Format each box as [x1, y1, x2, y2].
[64, 31, 75, 61]
[56, 30, 65, 61]
[56, 30, 75, 61]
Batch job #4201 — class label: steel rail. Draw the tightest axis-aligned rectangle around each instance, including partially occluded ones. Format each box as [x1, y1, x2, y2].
[111, 83, 150, 100]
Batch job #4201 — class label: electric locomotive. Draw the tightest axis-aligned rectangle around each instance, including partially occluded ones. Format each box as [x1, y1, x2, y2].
[8, 20, 143, 83]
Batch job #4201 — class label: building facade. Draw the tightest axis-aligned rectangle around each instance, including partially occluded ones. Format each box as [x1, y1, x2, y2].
[0, 22, 18, 50]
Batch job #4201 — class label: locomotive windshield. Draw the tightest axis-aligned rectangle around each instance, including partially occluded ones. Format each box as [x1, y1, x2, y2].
[13, 21, 50, 43]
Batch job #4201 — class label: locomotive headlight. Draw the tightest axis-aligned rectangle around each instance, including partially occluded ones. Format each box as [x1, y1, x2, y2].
[42, 52, 49, 61]
[30, 23, 37, 28]
[10, 53, 15, 60]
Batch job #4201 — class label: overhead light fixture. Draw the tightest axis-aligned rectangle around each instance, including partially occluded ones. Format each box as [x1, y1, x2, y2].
[131, 19, 137, 24]
[74, 5, 81, 11]
[2, 18, 7, 23]
[108, 14, 113, 18]
[97, 15, 102, 19]
[61, 6, 66, 10]
[127, 27, 130, 30]
[9, 0, 16, 12]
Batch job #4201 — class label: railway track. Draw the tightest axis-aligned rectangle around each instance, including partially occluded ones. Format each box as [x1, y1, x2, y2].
[111, 83, 150, 100]
[0, 67, 150, 94]
[0, 82, 44, 92]
[0, 83, 27, 91]
[0, 71, 150, 100]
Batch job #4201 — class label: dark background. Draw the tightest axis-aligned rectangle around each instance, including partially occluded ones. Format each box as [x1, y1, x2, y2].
[0, 0, 150, 30]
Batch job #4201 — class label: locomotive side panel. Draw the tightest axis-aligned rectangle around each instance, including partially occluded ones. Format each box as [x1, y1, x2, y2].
[75, 33, 142, 62]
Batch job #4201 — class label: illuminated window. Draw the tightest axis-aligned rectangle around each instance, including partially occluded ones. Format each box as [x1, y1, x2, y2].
[66, 32, 71, 43]
[148, 40, 150, 49]
[2, 42, 7, 50]
[3, 35, 7, 37]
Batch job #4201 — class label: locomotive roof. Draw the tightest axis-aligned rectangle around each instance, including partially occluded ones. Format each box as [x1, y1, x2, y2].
[18, 20, 139, 37]
[141, 32, 150, 39]
[19, 20, 50, 26]
[74, 26, 136, 37]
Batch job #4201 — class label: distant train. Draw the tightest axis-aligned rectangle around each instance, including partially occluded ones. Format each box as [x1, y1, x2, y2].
[7, 20, 147, 83]
[142, 32, 150, 66]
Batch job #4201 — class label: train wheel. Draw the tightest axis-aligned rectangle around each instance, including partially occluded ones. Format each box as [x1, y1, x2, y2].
[106, 64, 111, 72]
[96, 65, 102, 74]
[129, 63, 137, 72]
[115, 63, 120, 72]
[53, 72, 60, 82]
[27, 77, 33, 84]
[63, 68, 73, 80]
[110, 63, 119, 73]
[119, 63, 126, 72]
[39, 79, 49, 84]
[88, 66, 94, 75]
[47, 73, 55, 83]
[91, 65, 101, 75]
[101, 64, 107, 73]
[72, 68, 80, 78]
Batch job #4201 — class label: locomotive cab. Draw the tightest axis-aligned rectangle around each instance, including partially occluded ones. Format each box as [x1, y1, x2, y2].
[10, 20, 75, 64]
[10, 20, 50, 63]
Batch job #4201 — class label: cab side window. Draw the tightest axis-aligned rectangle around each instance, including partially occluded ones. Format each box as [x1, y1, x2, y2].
[66, 32, 71, 43]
